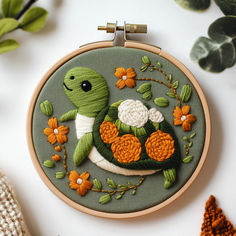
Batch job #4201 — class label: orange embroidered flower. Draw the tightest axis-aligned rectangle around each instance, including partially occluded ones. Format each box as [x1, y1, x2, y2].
[52, 154, 61, 162]
[69, 171, 92, 196]
[115, 67, 136, 89]
[43, 118, 69, 145]
[111, 134, 141, 163]
[54, 145, 61, 152]
[100, 121, 119, 144]
[145, 130, 175, 162]
[173, 105, 196, 131]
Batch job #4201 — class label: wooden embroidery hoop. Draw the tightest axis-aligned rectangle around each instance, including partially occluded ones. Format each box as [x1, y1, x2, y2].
[27, 30, 211, 219]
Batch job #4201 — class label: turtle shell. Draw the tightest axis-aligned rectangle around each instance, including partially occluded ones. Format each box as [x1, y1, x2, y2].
[93, 104, 181, 171]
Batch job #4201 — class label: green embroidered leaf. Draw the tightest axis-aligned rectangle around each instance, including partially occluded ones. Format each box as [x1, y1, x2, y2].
[190, 132, 196, 138]
[189, 142, 193, 147]
[0, 18, 19, 37]
[104, 115, 113, 122]
[154, 97, 169, 107]
[0, 39, 19, 54]
[180, 85, 192, 102]
[137, 83, 151, 94]
[99, 194, 111, 204]
[183, 155, 193, 163]
[115, 119, 122, 130]
[190, 16, 236, 72]
[169, 74, 173, 82]
[116, 195, 122, 200]
[55, 172, 65, 179]
[140, 65, 148, 72]
[152, 122, 159, 130]
[142, 91, 152, 100]
[93, 179, 102, 190]
[173, 81, 179, 89]
[136, 127, 146, 136]
[43, 160, 55, 168]
[156, 61, 162, 68]
[175, 0, 211, 11]
[214, 0, 236, 15]
[163, 168, 176, 189]
[132, 190, 136, 195]
[120, 122, 130, 133]
[166, 92, 175, 98]
[106, 178, 117, 189]
[59, 109, 77, 122]
[73, 133, 93, 166]
[111, 100, 123, 108]
[128, 181, 132, 186]
[20, 7, 48, 32]
[40, 100, 53, 116]
[1, 0, 23, 18]
[142, 56, 151, 65]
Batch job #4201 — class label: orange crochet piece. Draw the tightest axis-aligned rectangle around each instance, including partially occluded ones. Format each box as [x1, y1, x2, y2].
[43, 117, 69, 145]
[111, 134, 141, 163]
[69, 171, 92, 196]
[54, 145, 61, 152]
[100, 121, 119, 144]
[201, 195, 236, 236]
[173, 105, 196, 131]
[52, 154, 61, 162]
[115, 67, 136, 89]
[145, 130, 175, 162]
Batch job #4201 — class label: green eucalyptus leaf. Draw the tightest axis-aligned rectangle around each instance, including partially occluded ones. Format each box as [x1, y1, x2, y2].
[154, 97, 169, 107]
[175, 0, 211, 11]
[1, 0, 23, 18]
[214, 0, 236, 15]
[190, 16, 236, 72]
[0, 18, 19, 37]
[0, 39, 19, 54]
[20, 7, 48, 32]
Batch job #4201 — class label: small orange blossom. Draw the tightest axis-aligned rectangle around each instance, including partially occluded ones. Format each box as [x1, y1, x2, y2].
[43, 117, 69, 145]
[173, 105, 196, 131]
[114, 67, 136, 89]
[69, 171, 92, 196]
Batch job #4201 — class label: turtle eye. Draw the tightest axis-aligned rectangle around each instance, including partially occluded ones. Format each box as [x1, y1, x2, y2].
[70, 75, 75, 80]
[81, 80, 92, 92]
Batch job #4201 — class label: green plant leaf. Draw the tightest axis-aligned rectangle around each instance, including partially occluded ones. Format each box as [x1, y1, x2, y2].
[190, 16, 236, 72]
[0, 39, 19, 54]
[1, 0, 23, 18]
[166, 92, 175, 98]
[214, 0, 236, 15]
[20, 7, 48, 32]
[174, 0, 211, 11]
[0, 18, 19, 37]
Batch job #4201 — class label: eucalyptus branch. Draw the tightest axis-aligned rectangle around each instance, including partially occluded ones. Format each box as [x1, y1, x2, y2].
[15, 0, 37, 20]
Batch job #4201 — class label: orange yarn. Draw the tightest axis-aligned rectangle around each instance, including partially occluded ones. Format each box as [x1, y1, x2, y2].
[100, 121, 119, 144]
[52, 154, 61, 162]
[54, 145, 61, 152]
[201, 195, 236, 236]
[145, 130, 175, 162]
[111, 134, 141, 163]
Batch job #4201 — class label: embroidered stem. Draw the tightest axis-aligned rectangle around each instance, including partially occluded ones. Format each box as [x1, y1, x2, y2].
[62, 144, 69, 176]
[91, 176, 145, 194]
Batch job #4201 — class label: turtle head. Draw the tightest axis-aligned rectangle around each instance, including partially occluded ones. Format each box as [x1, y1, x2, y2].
[63, 67, 109, 117]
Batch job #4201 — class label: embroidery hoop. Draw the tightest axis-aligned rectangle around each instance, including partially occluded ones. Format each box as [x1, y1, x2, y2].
[26, 23, 211, 219]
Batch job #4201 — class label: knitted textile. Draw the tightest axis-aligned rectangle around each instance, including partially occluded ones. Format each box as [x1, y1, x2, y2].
[0, 170, 30, 236]
[201, 195, 236, 236]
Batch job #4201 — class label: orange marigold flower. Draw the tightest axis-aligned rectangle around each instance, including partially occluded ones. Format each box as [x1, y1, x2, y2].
[173, 105, 196, 131]
[100, 121, 119, 144]
[111, 134, 141, 163]
[145, 130, 175, 162]
[115, 67, 136, 89]
[54, 145, 61, 152]
[69, 171, 92, 196]
[43, 117, 69, 145]
[52, 154, 61, 162]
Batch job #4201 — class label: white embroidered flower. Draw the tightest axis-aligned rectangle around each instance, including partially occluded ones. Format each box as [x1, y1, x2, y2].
[148, 108, 164, 123]
[118, 99, 149, 128]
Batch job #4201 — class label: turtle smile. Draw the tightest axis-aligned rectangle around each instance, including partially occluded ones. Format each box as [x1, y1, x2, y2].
[63, 82, 73, 91]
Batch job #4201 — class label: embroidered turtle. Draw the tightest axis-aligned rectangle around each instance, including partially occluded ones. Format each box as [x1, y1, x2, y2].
[60, 67, 181, 188]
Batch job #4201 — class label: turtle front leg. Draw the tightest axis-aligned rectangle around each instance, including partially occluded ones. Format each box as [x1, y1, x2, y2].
[73, 132, 93, 166]
[163, 168, 176, 189]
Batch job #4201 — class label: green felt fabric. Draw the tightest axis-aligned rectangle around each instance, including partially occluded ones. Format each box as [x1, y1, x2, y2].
[32, 46, 206, 213]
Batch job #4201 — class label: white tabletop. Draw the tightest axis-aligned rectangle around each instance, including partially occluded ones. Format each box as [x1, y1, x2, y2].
[1, 0, 236, 235]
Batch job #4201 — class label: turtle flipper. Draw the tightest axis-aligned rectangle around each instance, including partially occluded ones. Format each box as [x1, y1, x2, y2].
[60, 109, 77, 122]
[73, 132, 93, 166]
[163, 168, 176, 189]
